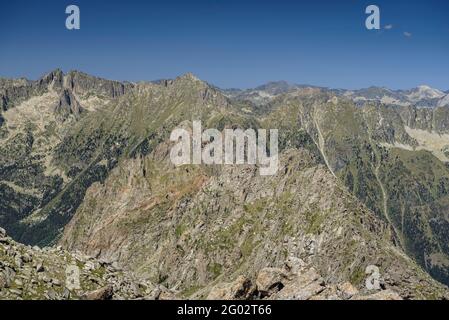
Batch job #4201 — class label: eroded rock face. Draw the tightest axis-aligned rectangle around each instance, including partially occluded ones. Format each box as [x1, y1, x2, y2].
[255, 268, 287, 296]
[337, 282, 359, 299]
[82, 285, 114, 300]
[269, 268, 325, 300]
[399, 106, 449, 133]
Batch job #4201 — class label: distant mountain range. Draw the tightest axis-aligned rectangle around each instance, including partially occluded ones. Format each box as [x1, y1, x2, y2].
[223, 81, 449, 108]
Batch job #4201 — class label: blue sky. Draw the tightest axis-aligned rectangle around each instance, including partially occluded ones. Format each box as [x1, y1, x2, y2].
[0, 0, 448, 90]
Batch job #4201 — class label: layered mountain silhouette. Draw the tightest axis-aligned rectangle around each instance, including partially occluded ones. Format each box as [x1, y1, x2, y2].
[1, 71, 449, 299]
[225, 81, 449, 108]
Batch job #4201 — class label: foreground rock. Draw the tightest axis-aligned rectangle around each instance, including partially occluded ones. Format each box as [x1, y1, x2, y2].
[1, 226, 447, 300]
[206, 276, 253, 300]
[83, 285, 114, 300]
[0, 229, 178, 300]
[207, 258, 405, 300]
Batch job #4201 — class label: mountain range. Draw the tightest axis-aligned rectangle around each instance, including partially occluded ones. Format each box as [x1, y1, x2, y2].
[1, 70, 449, 299]
[224, 81, 449, 109]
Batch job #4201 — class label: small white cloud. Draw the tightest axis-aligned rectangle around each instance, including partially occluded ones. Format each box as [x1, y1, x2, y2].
[404, 32, 412, 37]
[384, 24, 393, 30]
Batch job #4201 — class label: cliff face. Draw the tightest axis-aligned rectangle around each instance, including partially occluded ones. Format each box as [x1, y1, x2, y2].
[398, 105, 449, 133]
[1, 71, 449, 299]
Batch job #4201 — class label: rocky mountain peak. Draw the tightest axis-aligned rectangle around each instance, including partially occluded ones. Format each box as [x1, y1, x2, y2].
[39, 69, 64, 86]
[63, 70, 132, 98]
[408, 85, 444, 98]
[171, 72, 207, 88]
[177, 72, 201, 82]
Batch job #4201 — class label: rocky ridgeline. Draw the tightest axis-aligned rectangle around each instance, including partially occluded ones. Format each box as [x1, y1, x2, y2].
[0, 227, 178, 300]
[1, 226, 415, 300]
[0, 69, 132, 119]
[207, 256, 403, 300]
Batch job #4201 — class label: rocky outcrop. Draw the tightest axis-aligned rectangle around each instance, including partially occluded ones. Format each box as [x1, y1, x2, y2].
[207, 257, 406, 300]
[54, 89, 83, 120]
[63, 70, 133, 98]
[2, 155, 438, 302]
[0, 228, 176, 300]
[206, 276, 253, 300]
[255, 268, 287, 296]
[82, 285, 114, 300]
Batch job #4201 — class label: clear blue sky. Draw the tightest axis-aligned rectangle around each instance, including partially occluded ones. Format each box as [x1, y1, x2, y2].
[0, 0, 448, 90]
